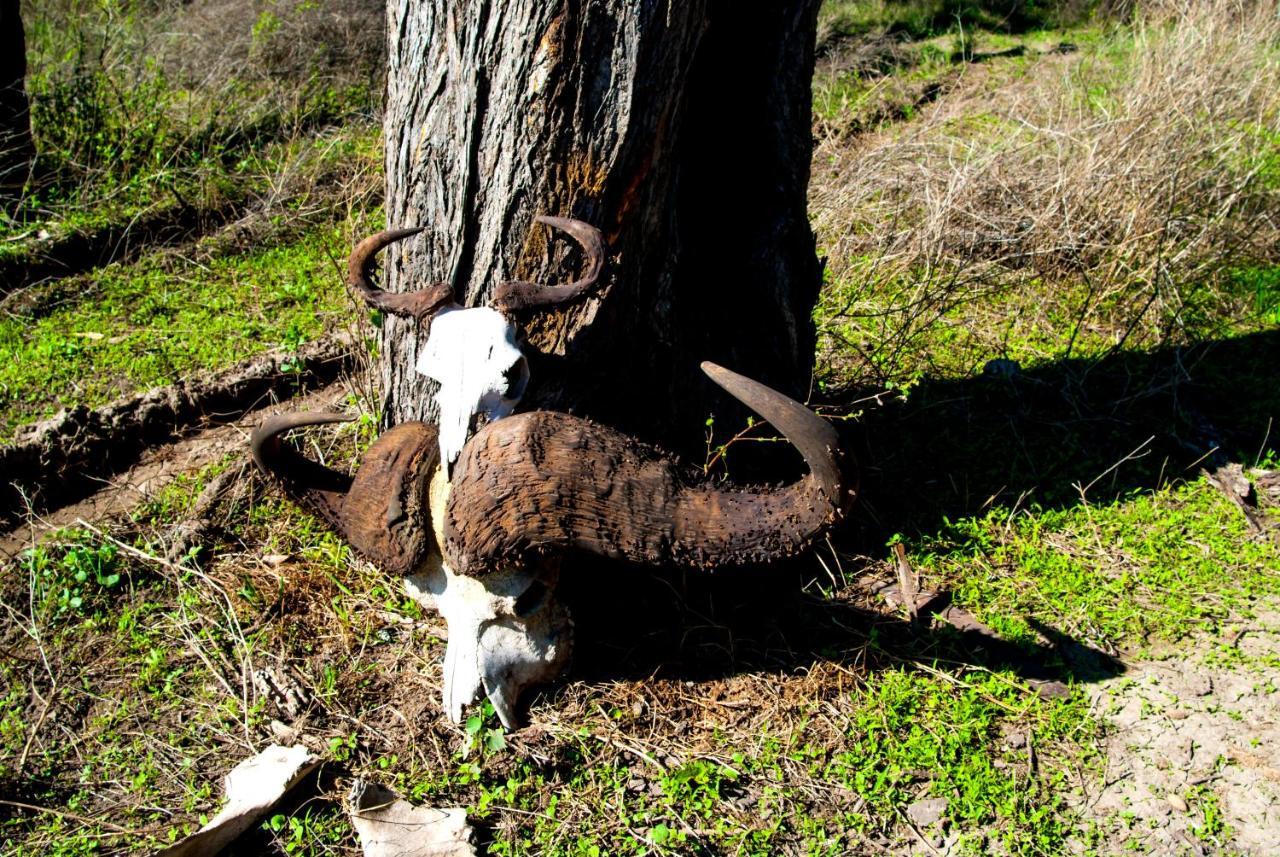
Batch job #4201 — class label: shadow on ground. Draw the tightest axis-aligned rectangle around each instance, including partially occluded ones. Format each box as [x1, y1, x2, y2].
[556, 330, 1279, 704]
[845, 328, 1280, 543]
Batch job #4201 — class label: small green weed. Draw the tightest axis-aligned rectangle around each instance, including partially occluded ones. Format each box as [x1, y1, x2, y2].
[1188, 784, 1230, 847]
[20, 531, 124, 620]
[262, 805, 353, 856]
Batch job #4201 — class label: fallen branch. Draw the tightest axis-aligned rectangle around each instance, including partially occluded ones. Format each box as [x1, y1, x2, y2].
[1203, 462, 1269, 537]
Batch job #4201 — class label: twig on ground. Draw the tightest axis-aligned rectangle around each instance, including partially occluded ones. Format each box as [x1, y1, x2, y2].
[0, 798, 140, 836]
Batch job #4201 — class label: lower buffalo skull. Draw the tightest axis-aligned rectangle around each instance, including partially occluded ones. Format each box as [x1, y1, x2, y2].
[406, 564, 569, 729]
[251, 363, 851, 728]
[403, 470, 569, 729]
[415, 306, 529, 474]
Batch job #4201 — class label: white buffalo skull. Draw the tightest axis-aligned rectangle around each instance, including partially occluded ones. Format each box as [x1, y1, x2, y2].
[401, 468, 570, 728]
[251, 220, 849, 728]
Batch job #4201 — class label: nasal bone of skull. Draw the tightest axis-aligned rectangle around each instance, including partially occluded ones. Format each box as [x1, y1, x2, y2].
[432, 563, 569, 728]
[403, 460, 570, 730]
[415, 306, 529, 471]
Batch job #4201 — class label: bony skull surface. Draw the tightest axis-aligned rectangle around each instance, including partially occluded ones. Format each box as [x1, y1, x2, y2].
[250, 219, 849, 728]
[403, 467, 569, 730]
[407, 563, 570, 730]
[251, 364, 852, 729]
[415, 306, 529, 473]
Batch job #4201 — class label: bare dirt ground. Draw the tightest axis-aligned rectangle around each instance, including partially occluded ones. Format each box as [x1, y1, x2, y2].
[1075, 613, 1280, 855]
[0, 383, 350, 559]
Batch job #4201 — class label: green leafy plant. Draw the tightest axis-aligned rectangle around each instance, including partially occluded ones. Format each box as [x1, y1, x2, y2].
[22, 532, 124, 618]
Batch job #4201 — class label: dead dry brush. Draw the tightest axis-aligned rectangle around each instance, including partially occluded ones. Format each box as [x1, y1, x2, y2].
[811, 0, 1280, 386]
[11, 0, 385, 235]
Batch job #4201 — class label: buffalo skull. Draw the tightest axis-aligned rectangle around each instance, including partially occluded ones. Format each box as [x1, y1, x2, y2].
[347, 217, 603, 471]
[252, 364, 851, 728]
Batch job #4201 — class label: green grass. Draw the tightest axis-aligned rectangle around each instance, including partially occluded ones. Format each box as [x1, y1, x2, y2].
[814, 248, 1279, 389]
[812, 4, 1280, 390]
[911, 478, 1280, 653]
[0, 497, 415, 854]
[400, 669, 1093, 856]
[6, 0, 382, 246]
[5, 445, 1276, 854]
[0, 220, 359, 436]
[2, 532, 252, 853]
[812, 42, 955, 127]
[817, 0, 1086, 43]
[0, 488, 1109, 856]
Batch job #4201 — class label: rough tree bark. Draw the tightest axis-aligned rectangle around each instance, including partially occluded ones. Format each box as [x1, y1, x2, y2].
[0, 0, 34, 196]
[382, 0, 822, 451]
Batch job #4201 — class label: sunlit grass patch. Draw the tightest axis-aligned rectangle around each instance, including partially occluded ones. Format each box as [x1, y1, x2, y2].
[1, 528, 260, 852]
[0, 493, 422, 853]
[812, 41, 956, 129]
[816, 0, 1083, 45]
[429, 666, 1096, 855]
[910, 478, 1280, 653]
[7, 0, 384, 245]
[0, 221, 360, 436]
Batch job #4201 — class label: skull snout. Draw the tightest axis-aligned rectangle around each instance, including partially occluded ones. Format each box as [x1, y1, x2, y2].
[418, 562, 571, 730]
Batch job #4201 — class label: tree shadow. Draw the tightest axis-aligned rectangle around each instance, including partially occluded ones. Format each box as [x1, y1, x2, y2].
[559, 559, 1122, 703]
[823, 0, 1081, 48]
[557, 329, 1279, 698]
[841, 328, 1280, 546]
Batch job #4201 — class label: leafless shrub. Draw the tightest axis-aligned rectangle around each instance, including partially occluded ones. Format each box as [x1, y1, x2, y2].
[16, 0, 385, 223]
[811, 0, 1280, 385]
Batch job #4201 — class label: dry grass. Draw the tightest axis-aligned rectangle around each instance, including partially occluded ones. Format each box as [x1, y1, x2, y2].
[9, 0, 384, 240]
[812, 0, 1280, 385]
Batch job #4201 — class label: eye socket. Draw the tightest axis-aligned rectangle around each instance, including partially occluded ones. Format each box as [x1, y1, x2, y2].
[502, 357, 529, 401]
[514, 579, 549, 618]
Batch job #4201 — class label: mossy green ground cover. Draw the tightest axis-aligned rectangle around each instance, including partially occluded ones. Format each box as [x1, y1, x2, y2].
[920, 480, 1280, 652]
[0, 221, 356, 436]
[11, 471, 1274, 854]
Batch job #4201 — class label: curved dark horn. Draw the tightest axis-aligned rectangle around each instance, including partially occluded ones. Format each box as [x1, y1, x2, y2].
[251, 412, 441, 575]
[490, 216, 605, 312]
[442, 363, 852, 576]
[251, 412, 357, 520]
[699, 361, 844, 505]
[348, 228, 454, 321]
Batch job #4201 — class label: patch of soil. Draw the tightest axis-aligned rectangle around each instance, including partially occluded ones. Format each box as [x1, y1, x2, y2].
[1078, 613, 1280, 855]
[0, 333, 358, 529]
[0, 383, 349, 559]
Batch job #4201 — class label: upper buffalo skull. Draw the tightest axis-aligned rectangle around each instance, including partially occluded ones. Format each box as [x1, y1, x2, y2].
[252, 364, 852, 728]
[347, 216, 603, 471]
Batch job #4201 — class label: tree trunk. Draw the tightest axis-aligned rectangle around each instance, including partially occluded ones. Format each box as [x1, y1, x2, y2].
[0, 0, 34, 196]
[382, 0, 822, 452]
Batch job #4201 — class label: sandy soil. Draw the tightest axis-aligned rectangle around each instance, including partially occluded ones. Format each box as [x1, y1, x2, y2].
[1076, 614, 1280, 855]
[0, 384, 350, 559]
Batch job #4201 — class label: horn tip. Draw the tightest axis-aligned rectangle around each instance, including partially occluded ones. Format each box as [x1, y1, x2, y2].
[700, 361, 732, 383]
